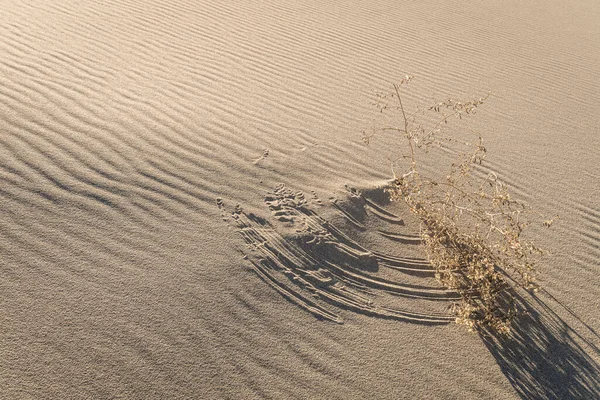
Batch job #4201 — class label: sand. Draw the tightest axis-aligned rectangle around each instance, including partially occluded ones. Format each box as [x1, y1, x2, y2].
[1, 0, 599, 398]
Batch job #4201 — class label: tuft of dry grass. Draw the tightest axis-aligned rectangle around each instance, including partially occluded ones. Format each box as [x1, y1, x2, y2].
[364, 77, 552, 334]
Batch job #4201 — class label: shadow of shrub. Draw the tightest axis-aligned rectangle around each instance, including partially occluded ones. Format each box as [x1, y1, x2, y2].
[481, 292, 600, 399]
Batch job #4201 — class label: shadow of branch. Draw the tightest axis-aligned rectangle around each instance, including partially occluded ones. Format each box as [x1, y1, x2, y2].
[481, 291, 600, 399]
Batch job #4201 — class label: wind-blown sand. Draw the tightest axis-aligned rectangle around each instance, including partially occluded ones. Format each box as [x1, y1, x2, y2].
[1, 0, 599, 398]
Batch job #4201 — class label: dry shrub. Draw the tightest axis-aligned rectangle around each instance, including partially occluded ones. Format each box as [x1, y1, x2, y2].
[364, 77, 553, 334]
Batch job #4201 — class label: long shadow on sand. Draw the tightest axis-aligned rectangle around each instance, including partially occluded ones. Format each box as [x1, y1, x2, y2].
[482, 291, 600, 399]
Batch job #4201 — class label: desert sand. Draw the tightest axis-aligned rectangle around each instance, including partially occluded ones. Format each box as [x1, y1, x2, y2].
[1, 0, 599, 398]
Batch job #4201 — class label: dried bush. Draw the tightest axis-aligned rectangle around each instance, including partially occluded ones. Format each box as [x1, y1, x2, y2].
[364, 77, 553, 334]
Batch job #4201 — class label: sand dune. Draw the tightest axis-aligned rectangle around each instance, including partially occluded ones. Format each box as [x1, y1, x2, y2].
[1, 0, 599, 398]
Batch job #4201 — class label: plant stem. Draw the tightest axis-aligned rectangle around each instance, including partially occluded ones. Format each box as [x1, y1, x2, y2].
[393, 83, 416, 170]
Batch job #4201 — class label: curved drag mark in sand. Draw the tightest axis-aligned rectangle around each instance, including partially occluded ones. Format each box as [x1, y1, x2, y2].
[338, 184, 426, 246]
[221, 185, 455, 325]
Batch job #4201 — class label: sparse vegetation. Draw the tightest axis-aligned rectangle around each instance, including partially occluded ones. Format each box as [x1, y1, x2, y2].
[364, 77, 551, 334]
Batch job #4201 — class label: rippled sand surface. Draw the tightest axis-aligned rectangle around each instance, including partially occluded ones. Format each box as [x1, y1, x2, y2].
[1, 1, 599, 398]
